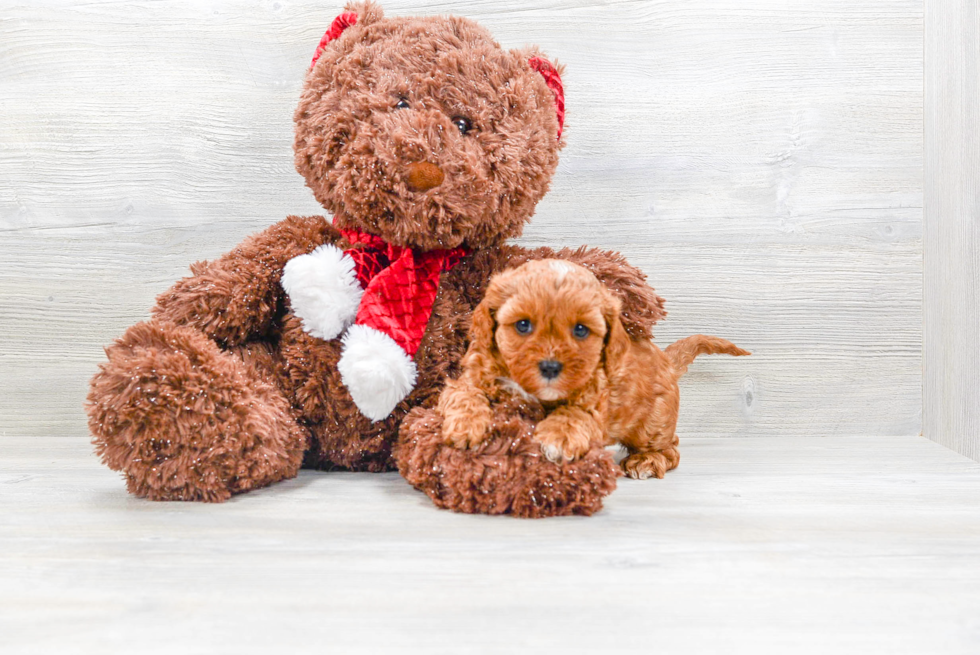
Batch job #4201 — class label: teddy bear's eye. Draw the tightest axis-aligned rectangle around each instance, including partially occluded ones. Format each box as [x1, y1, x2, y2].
[395, 99, 410, 110]
[452, 116, 473, 135]
[572, 324, 590, 340]
[514, 319, 533, 335]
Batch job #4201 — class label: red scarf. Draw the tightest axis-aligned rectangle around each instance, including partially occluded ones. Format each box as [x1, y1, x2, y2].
[339, 229, 469, 357]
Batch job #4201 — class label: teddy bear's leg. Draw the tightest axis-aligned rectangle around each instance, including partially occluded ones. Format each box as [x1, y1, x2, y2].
[279, 326, 402, 472]
[87, 321, 308, 502]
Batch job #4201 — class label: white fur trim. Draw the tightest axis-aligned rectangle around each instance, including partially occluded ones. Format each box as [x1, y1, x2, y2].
[282, 245, 363, 341]
[338, 324, 417, 422]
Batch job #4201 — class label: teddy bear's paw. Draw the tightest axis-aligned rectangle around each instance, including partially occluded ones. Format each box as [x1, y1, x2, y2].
[87, 321, 307, 502]
[396, 406, 622, 518]
[338, 324, 417, 422]
[282, 244, 363, 341]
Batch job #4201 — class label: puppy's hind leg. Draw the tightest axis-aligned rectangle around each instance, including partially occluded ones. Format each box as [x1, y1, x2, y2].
[621, 433, 680, 479]
[618, 393, 681, 480]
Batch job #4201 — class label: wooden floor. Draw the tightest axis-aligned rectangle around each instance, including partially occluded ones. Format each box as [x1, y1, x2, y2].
[2, 436, 979, 654]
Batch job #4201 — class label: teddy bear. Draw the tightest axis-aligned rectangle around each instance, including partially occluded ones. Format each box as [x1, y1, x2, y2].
[87, 1, 665, 502]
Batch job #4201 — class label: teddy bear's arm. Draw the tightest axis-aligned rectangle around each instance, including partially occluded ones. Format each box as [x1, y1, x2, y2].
[497, 245, 666, 340]
[152, 215, 343, 346]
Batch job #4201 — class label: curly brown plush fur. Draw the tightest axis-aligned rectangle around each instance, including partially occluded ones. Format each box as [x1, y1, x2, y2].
[294, 2, 562, 252]
[396, 390, 621, 518]
[87, 2, 665, 502]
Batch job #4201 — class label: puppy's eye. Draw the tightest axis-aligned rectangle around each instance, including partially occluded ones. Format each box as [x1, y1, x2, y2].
[395, 99, 410, 109]
[572, 324, 590, 340]
[451, 116, 473, 135]
[514, 319, 533, 335]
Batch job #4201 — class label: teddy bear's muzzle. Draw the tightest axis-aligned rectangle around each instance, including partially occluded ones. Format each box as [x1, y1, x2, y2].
[405, 161, 444, 192]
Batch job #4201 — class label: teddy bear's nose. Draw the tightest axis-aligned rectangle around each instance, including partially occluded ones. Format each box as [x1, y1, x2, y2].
[406, 162, 445, 192]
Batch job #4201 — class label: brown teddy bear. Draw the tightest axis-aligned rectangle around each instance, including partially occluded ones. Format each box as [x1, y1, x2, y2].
[87, 1, 665, 502]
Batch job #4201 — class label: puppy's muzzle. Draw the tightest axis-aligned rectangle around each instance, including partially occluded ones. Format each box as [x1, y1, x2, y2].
[538, 359, 563, 380]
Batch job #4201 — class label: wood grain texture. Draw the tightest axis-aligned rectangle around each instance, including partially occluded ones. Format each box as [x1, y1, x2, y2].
[2, 436, 980, 654]
[924, 0, 980, 462]
[0, 1, 922, 438]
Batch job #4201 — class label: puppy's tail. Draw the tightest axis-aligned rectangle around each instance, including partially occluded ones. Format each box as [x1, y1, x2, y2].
[665, 335, 750, 376]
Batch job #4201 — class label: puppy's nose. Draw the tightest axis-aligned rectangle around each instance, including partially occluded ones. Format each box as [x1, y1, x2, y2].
[406, 161, 444, 192]
[538, 360, 563, 380]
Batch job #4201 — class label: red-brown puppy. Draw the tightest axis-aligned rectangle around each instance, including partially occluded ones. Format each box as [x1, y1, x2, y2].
[439, 259, 750, 479]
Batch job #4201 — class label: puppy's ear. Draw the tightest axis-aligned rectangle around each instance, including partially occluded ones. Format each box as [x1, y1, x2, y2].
[463, 270, 517, 390]
[601, 293, 630, 378]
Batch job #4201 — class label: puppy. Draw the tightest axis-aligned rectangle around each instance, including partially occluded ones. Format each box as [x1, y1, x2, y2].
[439, 259, 750, 479]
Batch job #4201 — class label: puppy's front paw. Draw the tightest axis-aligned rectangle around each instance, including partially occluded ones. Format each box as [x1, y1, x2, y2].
[437, 379, 494, 449]
[442, 405, 493, 450]
[533, 415, 595, 463]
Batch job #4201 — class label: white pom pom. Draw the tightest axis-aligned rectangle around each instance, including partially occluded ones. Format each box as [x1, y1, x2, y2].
[337, 325, 417, 422]
[282, 245, 363, 341]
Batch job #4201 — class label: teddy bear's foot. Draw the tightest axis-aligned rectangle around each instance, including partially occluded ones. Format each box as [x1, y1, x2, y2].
[396, 401, 622, 518]
[87, 321, 308, 502]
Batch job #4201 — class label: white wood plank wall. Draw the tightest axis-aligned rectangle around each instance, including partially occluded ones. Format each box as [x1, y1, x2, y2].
[0, 1, 922, 439]
[924, 0, 980, 461]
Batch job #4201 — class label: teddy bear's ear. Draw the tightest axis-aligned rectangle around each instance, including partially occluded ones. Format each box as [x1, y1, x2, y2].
[309, 2, 385, 69]
[528, 56, 565, 140]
